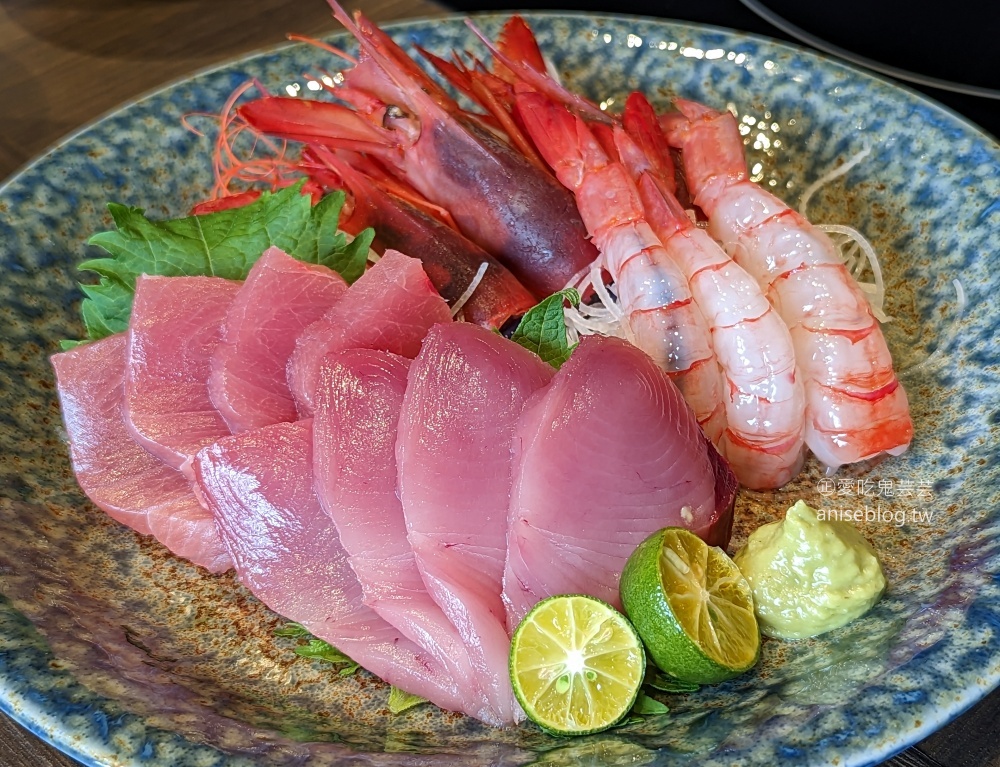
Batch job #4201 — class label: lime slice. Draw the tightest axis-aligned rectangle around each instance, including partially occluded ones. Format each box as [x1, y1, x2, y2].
[509, 594, 645, 735]
[620, 527, 760, 684]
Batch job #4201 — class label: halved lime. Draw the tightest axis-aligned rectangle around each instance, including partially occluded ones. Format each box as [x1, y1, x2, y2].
[620, 527, 760, 684]
[509, 594, 645, 736]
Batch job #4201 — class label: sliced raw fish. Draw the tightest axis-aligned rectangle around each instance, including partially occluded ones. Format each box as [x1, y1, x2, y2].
[192, 420, 467, 714]
[209, 247, 347, 433]
[51, 334, 231, 573]
[125, 275, 240, 472]
[313, 348, 500, 724]
[503, 335, 737, 627]
[287, 250, 451, 416]
[397, 323, 554, 724]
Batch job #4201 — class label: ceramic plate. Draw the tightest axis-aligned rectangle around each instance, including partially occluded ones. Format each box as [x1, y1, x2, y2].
[1, 12, 998, 767]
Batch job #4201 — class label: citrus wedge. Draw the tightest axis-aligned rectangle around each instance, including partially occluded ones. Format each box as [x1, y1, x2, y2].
[509, 594, 645, 736]
[620, 527, 760, 684]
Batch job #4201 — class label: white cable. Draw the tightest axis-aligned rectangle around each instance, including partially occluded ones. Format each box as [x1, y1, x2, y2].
[738, 0, 1000, 100]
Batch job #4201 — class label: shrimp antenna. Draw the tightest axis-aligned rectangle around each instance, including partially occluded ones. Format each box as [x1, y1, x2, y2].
[326, 0, 456, 111]
[288, 33, 358, 65]
[464, 19, 610, 124]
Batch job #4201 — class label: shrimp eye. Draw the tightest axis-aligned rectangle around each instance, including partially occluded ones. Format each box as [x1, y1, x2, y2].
[383, 104, 407, 126]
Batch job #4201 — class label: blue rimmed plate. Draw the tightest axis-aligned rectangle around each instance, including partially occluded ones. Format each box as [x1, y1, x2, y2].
[1, 11, 998, 767]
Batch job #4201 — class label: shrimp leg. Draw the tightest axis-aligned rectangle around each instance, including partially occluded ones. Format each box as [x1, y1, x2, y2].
[665, 99, 912, 469]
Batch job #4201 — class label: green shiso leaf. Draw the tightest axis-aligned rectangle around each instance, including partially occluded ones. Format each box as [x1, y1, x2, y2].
[387, 687, 428, 715]
[273, 622, 313, 639]
[631, 692, 669, 716]
[510, 288, 580, 369]
[275, 622, 360, 676]
[294, 640, 361, 676]
[64, 184, 372, 345]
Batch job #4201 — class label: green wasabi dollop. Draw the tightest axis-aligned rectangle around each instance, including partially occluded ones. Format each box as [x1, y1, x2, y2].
[733, 500, 886, 640]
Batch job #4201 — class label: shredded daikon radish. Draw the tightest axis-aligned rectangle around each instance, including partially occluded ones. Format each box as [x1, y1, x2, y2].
[561, 257, 626, 343]
[564, 302, 625, 337]
[562, 261, 594, 292]
[798, 144, 895, 322]
[817, 223, 891, 322]
[900, 279, 966, 376]
[589, 265, 623, 322]
[450, 261, 489, 318]
[799, 143, 872, 218]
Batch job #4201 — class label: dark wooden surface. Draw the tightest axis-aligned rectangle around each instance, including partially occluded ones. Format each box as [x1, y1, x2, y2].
[1, 1, 998, 765]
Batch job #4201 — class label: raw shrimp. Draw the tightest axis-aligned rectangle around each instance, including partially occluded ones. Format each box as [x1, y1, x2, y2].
[238, 2, 599, 298]
[664, 99, 912, 468]
[515, 91, 727, 442]
[188, 76, 536, 328]
[615, 96, 805, 489]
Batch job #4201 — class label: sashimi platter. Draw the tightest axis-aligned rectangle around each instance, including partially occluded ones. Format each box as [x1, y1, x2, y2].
[2, 4, 1000, 766]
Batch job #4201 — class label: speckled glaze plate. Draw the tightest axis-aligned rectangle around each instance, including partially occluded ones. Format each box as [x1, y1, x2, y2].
[1, 11, 998, 767]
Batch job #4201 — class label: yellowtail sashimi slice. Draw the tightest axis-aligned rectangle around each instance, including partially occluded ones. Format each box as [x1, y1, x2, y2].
[312, 348, 499, 725]
[397, 323, 555, 724]
[124, 275, 239, 473]
[209, 247, 347, 433]
[51, 334, 231, 573]
[287, 250, 451, 417]
[193, 420, 466, 714]
[503, 335, 736, 628]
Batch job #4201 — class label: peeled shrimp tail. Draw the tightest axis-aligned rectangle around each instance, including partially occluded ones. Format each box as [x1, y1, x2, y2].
[622, 92, 677, 196]
[614, 112, 805, 488]
[515, 91, 727, 443]
[666, 99, 912, 469]
[778, 264, 912, 468]
[635, 173, 806, 488]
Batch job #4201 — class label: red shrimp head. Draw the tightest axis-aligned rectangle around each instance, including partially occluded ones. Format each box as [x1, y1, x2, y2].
[238, 97, 409, 157]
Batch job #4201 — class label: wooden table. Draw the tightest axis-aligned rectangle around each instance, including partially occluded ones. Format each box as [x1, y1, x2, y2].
[1, 1, 997, 765]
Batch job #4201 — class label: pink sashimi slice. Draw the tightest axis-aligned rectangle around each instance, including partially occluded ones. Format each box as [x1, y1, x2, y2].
[209, 247, 348, 433]
[287, 249, 451, 416]
[192, 419, 467, 714]
[51, 334, 232, 573]
[396, 323, 555, 724]
[312, 348, 501, 725]
[125, 275, 240, 473]
[503, 335, 738, 628]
